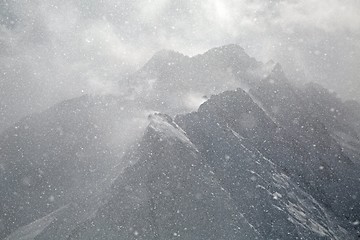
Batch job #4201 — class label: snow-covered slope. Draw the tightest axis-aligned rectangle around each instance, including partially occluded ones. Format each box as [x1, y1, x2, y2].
[1, 44, 360, 239]
[65, 114, 261, 240]
[176, 89, 357, 239]
[8, 113, 355, 239]
[0, 95, 148, 239]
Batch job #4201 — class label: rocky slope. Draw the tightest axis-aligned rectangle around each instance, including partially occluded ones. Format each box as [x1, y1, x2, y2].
[1, 44, 360, 239]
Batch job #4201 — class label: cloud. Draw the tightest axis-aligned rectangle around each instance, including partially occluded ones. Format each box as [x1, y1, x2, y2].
[0, 0, 359, 132]
[184, 92, 207, 110]
[275, 0, 360, 33]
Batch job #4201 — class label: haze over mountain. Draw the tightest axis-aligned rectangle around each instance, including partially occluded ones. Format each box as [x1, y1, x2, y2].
[1, 0, 360, 133]
[1, 45, 360, 239]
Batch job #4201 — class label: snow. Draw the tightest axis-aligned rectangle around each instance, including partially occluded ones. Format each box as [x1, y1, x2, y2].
[5, 205, 70, 240]
[148, 114, 198, 152]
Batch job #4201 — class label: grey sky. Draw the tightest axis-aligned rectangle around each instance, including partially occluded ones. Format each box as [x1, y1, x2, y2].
[1, 0, 359, 132]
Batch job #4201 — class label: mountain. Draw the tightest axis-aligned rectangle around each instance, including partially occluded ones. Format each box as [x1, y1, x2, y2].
[1, 44, 360, 239]
[0, 96, 149, 239]
[127, 44, 267, 115]
[66, 114, 261, 240]
[176, 89, 359, 239]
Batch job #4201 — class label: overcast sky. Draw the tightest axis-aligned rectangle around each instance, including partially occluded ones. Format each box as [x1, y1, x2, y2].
[1, 0, 359, 132]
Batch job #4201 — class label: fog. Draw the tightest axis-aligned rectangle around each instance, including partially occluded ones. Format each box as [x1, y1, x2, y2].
[1, 0, 359, 132]
[2, 1, 360, 239]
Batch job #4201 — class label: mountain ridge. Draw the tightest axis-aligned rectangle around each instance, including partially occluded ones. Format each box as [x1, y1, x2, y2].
[1, 44, 360, 239]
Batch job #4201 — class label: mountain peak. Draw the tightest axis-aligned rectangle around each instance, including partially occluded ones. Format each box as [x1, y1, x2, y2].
[209, 44, 246, 53]
[271, 62, 284, 74]
[148, 49, 189, 66]
[202, 44, 248, 58]
[152, 49, 187, 60]
[266, 62, 287, 81]
[140, 49, 189, 75]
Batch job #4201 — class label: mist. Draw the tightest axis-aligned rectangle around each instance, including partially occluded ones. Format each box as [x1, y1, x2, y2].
[1, 0, 359, 132]
[2, 1, 360, 239]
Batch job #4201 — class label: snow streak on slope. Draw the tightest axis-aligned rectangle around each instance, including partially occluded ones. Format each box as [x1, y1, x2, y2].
[66, 114, 262, 240]
[1, 44, 360, 239]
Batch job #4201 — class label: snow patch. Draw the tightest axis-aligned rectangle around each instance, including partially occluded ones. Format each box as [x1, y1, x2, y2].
[148, 114, 198, 151]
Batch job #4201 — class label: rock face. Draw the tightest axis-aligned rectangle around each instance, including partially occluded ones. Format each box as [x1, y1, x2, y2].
[176, 89, 358, 239]
[66, 114, 261, 240]
[0, 96, 149, 239]
[127, 44, 266, 114]
[1, 44, 360, 239]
